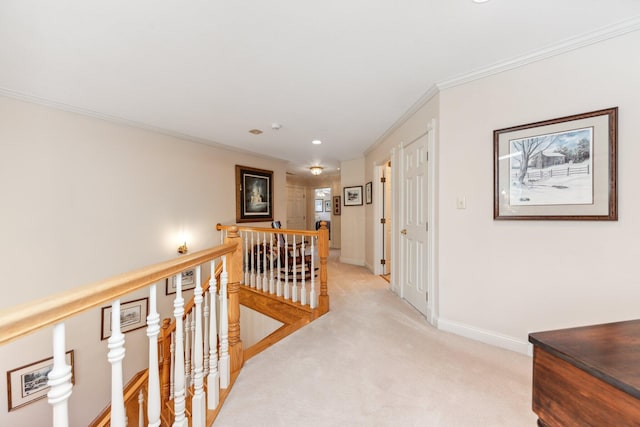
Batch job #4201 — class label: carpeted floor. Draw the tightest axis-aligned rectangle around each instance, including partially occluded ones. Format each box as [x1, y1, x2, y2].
[216, 250, 538, 426]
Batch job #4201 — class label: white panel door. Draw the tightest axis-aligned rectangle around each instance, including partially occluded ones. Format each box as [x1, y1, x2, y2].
[286, 185, 306, 230]
[400, 134, 428, 315]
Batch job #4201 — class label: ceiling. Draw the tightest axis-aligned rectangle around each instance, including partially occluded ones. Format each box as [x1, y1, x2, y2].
[2, 1, 640, 176]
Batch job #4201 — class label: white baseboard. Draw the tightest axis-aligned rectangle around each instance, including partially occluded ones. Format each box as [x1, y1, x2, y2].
[438, 318, 531, 356]
[364, 261, 375, 273]
[339, 256, 365, 266]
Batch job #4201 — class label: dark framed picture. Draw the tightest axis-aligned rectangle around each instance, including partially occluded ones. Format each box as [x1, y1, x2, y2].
[343, 186, 363, 206]
[235, 165, 274, 223]
[315, 199, 323, 212]
[165, 268, 197, 295]
[494, 107, 617, 220]
[101, 297, 149, 340]
[324, 199, 331, 212]
[365, 181, 372, 204]
[7, 350, 75, 411]
[333, 196, 341, 215]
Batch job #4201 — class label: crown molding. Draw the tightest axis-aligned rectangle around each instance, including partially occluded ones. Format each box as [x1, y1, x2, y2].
[0, 87, 287, 164]
[365, 16, 640, 156]
[437, 15, 640, 91]
[364, 83, 439, 156]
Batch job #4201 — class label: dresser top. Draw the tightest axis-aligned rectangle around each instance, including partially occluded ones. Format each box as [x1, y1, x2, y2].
[530, 319, 640, 399]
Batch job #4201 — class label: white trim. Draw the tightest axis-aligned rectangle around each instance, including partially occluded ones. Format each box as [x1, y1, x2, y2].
[438, 318, 531, 356]
[339, 256, 365, 266]
[437, 16, 640, 91]
[366, 17, 640, 154]
[0, 87, 285, 163]
[372, 162, 386, 276]
[425, 119, 437, 326]
[390, 146, 401, 296]
[365, 85, 439, 156]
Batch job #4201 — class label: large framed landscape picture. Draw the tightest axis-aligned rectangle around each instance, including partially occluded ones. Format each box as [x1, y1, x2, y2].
[236, 165, 274, 223]
[493, 107, 617, 220]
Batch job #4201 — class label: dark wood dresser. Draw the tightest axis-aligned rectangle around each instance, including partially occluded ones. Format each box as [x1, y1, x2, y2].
[529, 320, 640, 426]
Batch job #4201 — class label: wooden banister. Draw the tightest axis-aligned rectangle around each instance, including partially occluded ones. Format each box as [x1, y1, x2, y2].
[0, 242, 238, 346]
[225, 228, 244, 374]
[317, 221, 330, 315]
[217, 223, 319, 237]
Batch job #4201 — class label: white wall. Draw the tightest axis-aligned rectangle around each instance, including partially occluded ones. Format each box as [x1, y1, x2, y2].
[361, 30, 640, 355]
[0, 96, 287, 425]
[436, 30, 640, 352]
[340, 158, 365, 265]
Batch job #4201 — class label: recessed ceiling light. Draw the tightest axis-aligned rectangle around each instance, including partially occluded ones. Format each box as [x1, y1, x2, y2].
[312, 139, 322, 145]
[473, 0, 490, 3]
[249, 129, 263, 135]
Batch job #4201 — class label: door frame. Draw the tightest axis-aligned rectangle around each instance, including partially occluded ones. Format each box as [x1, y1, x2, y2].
[373, 161, 387, 276]
[387, 119, 438, 325]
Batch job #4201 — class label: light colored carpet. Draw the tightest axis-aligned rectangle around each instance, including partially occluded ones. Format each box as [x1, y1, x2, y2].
[216, 251, 538, 426]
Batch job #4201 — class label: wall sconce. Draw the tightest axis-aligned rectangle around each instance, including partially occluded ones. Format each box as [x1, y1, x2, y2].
[310, 166, 323, 176]
[177, 241, 188, 254]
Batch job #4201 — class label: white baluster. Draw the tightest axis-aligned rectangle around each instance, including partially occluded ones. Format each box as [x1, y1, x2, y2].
[301, 236, 307, 306]
[262, 232, 268, 291]
[146, 284, 161, 427]
[250, 232, 255, 288]
[172, 274, 187, 427]
[192, 266, 206, 426]
[207, 260, 220, 408]
[108, 299, 126, 427]
[243, 232, 250, 286]
[269, 232, 275, 294]
[203, 290, 210, 377]
[48, 323, 72, 427]
[191, 311, 196, 382]
[169, 331, 175, 400]
[276, 233, 282, 297]
[219, 256, 230, 389]
[310, 237, 317, 309]
[292, 234, 298, 303]
[138, 390, 144, 427]
[184, 313, 191, 389]
[284, 234, 290, 300]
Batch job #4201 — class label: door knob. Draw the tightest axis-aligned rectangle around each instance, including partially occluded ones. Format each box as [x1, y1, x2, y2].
[400, 229, 407, 235]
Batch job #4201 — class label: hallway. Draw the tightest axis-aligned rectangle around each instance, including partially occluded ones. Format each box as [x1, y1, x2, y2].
[216, 251, 537, 426]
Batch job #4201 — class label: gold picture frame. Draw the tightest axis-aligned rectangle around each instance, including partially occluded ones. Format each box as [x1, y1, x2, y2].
[235, 165, 274, 223]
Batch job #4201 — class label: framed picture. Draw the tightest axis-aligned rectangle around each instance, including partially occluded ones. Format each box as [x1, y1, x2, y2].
[315, 199, 323, 212]
[365, 181, 372, 204]
[494, 107, 617, 220]
[235, 165, 274, 223]
[333, 196, 341, 215]
[7, 350, 75, 411]
[343, 186, 363, 206]
[165, 268, 197, 295]
[101, 298, 149, 340]
[324, 199, 331, 212]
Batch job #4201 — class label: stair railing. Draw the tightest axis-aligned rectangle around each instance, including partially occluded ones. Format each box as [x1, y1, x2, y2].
[216, 221, 330, 315]
[0, 226, 244, 427]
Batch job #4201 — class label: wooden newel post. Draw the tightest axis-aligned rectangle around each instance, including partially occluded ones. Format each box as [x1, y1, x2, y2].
[224, 225, 244, 373]
[318, 221, 330, 315]
[158, 318, 172, 412]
